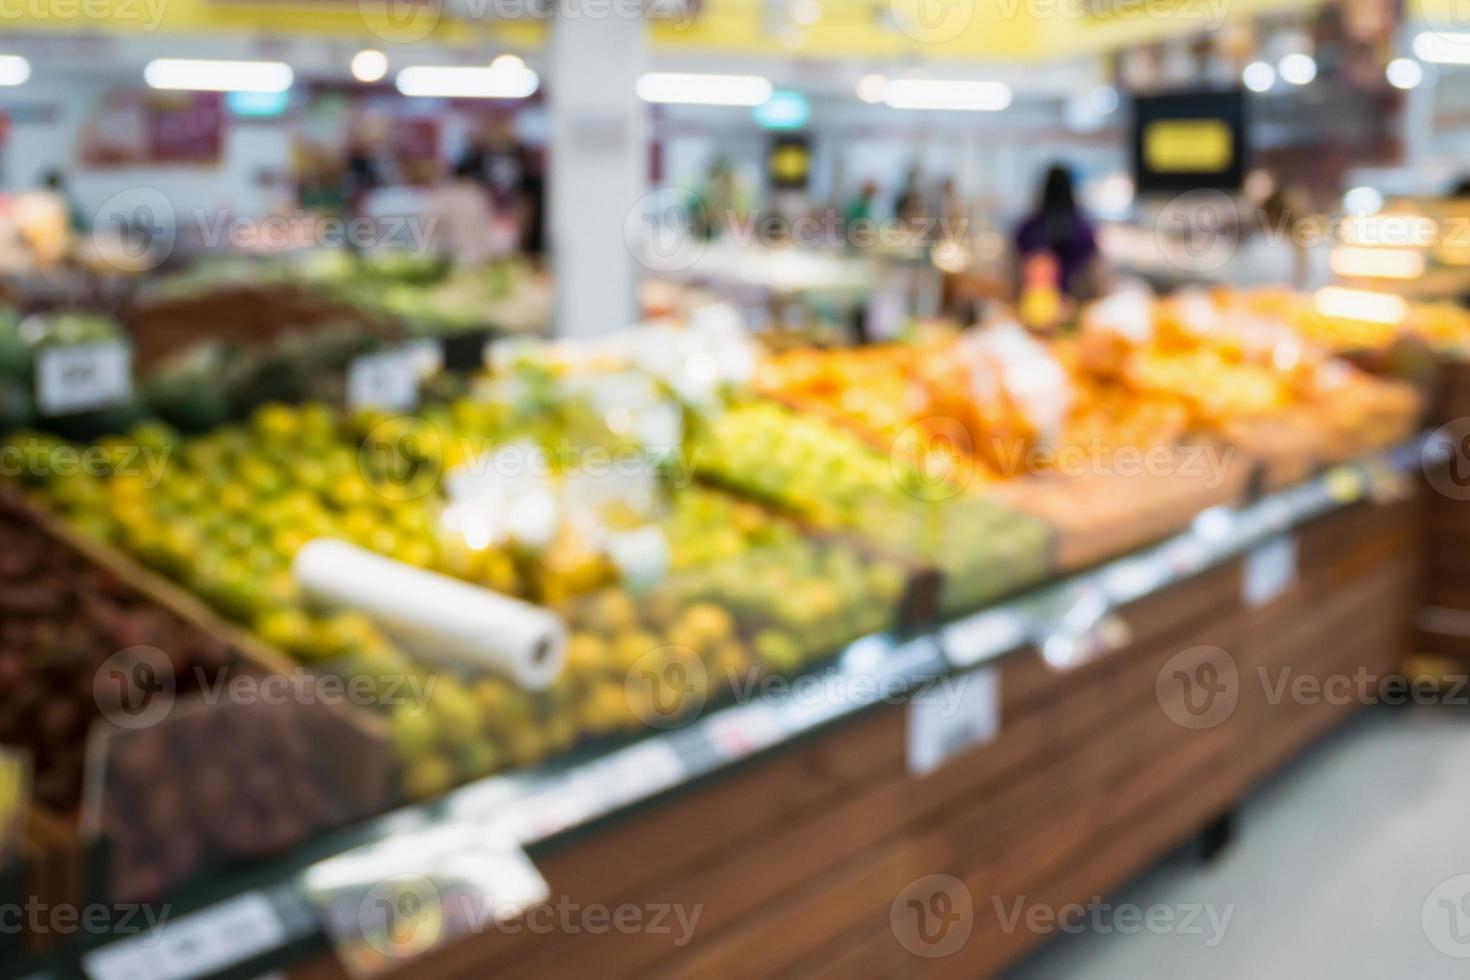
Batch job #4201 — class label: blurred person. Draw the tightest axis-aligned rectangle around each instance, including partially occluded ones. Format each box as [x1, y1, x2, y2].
[1013, 163, 1102, 303]
[844, 180, 878, 230]
[13, 170, 80, 269]
[424, 159, 496, 266]
[894, 164, 925, 231]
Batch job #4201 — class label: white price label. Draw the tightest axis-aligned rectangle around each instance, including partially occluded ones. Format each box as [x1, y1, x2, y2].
[84, 893, 285, 980]
[35, 342, 132, 416]
[906, 666, 1000, 776]
[1242, 535, 1297, 609]
[348, 348, 421, 412]
[940, 610, 1026, 668]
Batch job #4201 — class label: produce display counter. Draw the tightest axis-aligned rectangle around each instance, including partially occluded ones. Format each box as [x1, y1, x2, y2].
[40, 438, 1429, 980]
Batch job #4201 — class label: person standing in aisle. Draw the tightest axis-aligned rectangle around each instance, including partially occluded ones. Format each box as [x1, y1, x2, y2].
[1013, 163, 1102, 300]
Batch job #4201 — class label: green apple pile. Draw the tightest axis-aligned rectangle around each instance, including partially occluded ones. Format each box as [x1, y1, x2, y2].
[692, 400, 1053, 615]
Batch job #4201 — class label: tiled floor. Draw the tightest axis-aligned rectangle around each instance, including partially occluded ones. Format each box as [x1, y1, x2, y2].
[1007, 705, 1470, 979]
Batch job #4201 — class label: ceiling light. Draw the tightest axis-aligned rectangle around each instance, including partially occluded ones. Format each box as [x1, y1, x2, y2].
[1386, 57, 1424, 89]
[1414, 32, 1470, 64]
[1278, 53, 1317, 85]
[855, 73, 886, 104]
[351, 49, 389, 84]
[0, 56, 29, 87]
[490, 54, 526, 72]
[395, 64, 540, 99]
[1242, 61, 1275, 93]
[1328, 247, 1426, 280]
[880, 78, 1012, 112]
[636, 72, 772, 106]
[1313, 286, 1409, 325]
[145, 58, 293, 93]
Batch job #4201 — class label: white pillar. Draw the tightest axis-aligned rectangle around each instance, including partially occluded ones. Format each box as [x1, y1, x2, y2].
[549, 7, 648, 337]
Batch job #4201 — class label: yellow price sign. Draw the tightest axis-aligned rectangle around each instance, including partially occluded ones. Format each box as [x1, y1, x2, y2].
[1143, 119, 1234, 173]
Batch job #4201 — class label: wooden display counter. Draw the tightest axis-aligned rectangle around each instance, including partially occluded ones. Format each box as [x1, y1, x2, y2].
[284, 493, 1420, 980]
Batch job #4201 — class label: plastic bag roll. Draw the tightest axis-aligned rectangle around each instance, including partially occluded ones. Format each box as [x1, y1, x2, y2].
[292, 539, 567, 689]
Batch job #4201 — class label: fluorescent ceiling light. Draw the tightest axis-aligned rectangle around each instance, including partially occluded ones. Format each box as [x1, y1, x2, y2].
[1313, 286, 1409, 325]
[880, 78, 1012, 111]
[1328, 246, 1426, 280]
[1414, 32, 1470, 64]
[490, 54, 525, 72]
[351, 49, 389, 84]
[1242, 61, 1275, 93]
[855, 73, 886, 104]
[396, 64, 540, 99]
[144, 58, 293, 93]
[0, 56, 29, 87]
[636, 72, 773, 106]
[1386, 57, 1424, 89]
[1278, 53, 1317, 85]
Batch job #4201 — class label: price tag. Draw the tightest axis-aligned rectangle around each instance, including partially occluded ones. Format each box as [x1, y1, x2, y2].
[940, 609, 1026, 668]
[348, 348, 421, 412]
[84, 892, 285, 980]
[35, 342, 132, 416]
[303, 824, 547, 979]
[1242, 535, 1297, 609]
[907, 666, 999, 776]
[706, 703, 784, 759]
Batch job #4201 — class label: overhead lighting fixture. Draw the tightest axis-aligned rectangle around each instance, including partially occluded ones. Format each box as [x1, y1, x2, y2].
[226, 90, 291, 116]
[1278, 53, 1317, 86]
[144, 58, 293, 93]
[636, 72, 772, 106]
[1329, 246, 1426, 280]
[879, 78, 1012, 112]
[855, 73, 886, 104]
[753, 90, 811, 130]
[351, 49, 389, 84]
[490, 54, 526, 72]
[1242, 61, 1275, 93]
[0, 55, 30, 87]
[1386, 57, 1424, 90]
[1313, 286, 1409, 325]
[396, 64, 540, 99]
[1414, 32, 1470, 64]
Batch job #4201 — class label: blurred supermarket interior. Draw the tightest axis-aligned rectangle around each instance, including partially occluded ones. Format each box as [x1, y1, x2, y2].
[5, 0, 1470, 978]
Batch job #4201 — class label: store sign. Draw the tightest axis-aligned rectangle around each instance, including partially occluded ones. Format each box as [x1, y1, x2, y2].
[906, 666, 999, 777]
[34, 342, 133, 416]
[1242, 535, 1298, 608]
[1132, 89, 1246, 195]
